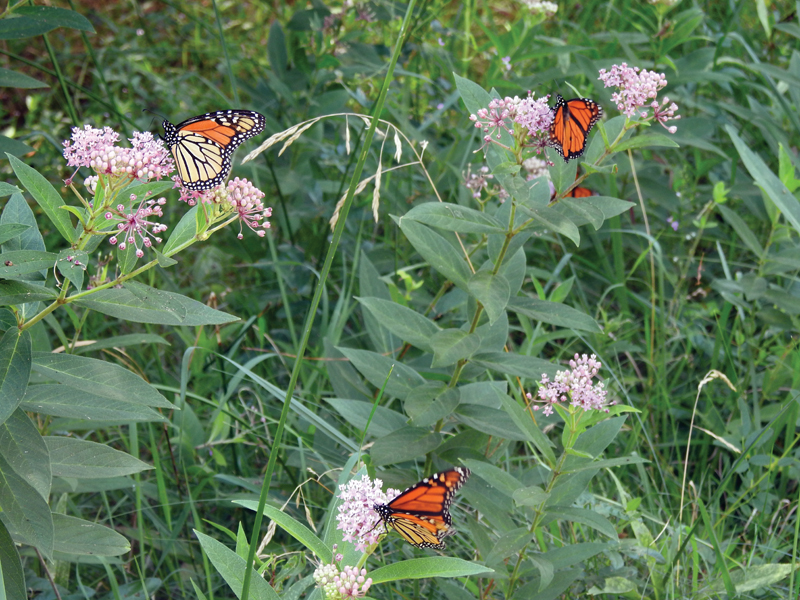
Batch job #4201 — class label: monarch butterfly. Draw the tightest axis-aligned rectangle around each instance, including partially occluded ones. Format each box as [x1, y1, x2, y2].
[551, 173, 595, 201]
[567, 185, 594, 198]
[162, 110, 266, 191]
[373, 467, 470, 549]
[548, 95, 602, 162]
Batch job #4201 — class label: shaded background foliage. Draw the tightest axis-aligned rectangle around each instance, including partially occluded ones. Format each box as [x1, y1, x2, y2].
[2, 0, 800, 598]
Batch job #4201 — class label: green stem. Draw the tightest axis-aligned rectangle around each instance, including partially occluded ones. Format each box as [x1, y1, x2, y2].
[238, 3, 419, 598]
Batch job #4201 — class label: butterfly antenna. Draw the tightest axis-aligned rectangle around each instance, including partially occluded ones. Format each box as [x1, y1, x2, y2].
[142, 108, 168, 135]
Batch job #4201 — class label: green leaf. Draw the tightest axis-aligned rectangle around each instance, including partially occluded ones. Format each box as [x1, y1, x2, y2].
[370, 426, 442, 466]
[163, 205, 198, 255]
[0, 519, 25, 600]
[116, 240, 139, 275]
[588, 576, 637, 595]
[1, 193, 45, 255]
[7, 154, 75, 244]
[513, 485, 550, 507]
[471, 351, 558, 380]
[397, 217, 472, 290]
[72, 333, 170, 355]
[0, 451, 53, 559]
[455, 405, 530, 441]
[15, 6, 94, 32]
[727, 125, 800, 237]
[356, 296, 440, 352]
[454, 74, 492, 119]
[267, 20, 288, 77]
[495, 389, 556, 464]
[581, 195, 635, 219]
[468, 272, 510, 324]
[234, 501, 330, 562]
[430, 329, 480, 367]
[122, 180, 175, 201]
[475, 311, 509, 353]
[74, 281, 239, 326]
[462, 459, 523, 497]
[52, 514, 129, 556]
[370, 557, 493, 583]
[562, 455, 649, 474]
[0, 409, 50, 500]
[549, 154, 577, 196]
[554, 198, 605, 230]
[0, 223, 28, 246]
[507, 296, 602, 332]
[358, 254, 398, 354]
[717, 204, 764, 258]
[336, 347, 426, 400]
[0, 185, 23, 200]
[0, 280, 57, 305]
[486, 528, 536, 564]
[0, 16, 57, 39]
[0, 136, 33, 158]
[0, 328, 32, 426]
[404, 203, 505, 234]
[542, 542, 610, 569]
[542, 506, 617, 539]
[45, 437, 152, 479]
[325, 398, 406, 437]
[22, 384, 166, 423]
[521, 205, 580, 246]
[709, 564, 796, 594]
[0, 250, 57, 279]
[56, 249, 87, 292]
[195, 530, 280, 600]
[613, 133, 680, 152]
[0, 67, 47, 89]
[31, 352, 175, 409]
[756, 0, 771, 37]
[407, 386, 460, 428]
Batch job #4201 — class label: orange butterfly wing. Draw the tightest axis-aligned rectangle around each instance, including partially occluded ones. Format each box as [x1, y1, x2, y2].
[548, 95, 602, 162]
[568, 185, 594, 198]
[374, 467, 470, 549]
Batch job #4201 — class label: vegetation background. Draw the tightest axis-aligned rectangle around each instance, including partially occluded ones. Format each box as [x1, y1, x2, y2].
[1, 0, 800, 598]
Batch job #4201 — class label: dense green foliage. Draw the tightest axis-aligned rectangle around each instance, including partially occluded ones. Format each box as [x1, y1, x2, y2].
[2, 0, 800, 598]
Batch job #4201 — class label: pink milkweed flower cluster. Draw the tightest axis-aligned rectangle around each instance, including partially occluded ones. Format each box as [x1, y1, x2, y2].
[597, 63, 681, 132]
[464, 165, 493, 199]
[107, 194, 168, 258]
[224, 177, 273, 239]
[336, 474, 399, 552]
[528, 353, 613, 416]
[176, 177, 272, 239]
[63, 125, 174, 185]
[314, 564, 373, 599]
[469, 92, 553, 149]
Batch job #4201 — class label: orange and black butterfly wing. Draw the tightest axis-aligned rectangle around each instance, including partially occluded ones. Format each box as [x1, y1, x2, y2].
[382, 513, 447, 549]
[568, 185, 594, 198]
[374, 467, 470, 549]
[162, 110, 266, 191]
[548, 95, 602, 162]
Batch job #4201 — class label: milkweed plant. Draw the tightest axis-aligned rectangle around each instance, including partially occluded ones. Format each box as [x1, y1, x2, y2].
[0, 119, 271, 577]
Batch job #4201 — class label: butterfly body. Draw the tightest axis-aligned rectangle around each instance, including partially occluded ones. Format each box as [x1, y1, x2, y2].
[548, 95, 602, 162]
[373, 467, 470, 549]
[162, 110, 265, 191]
